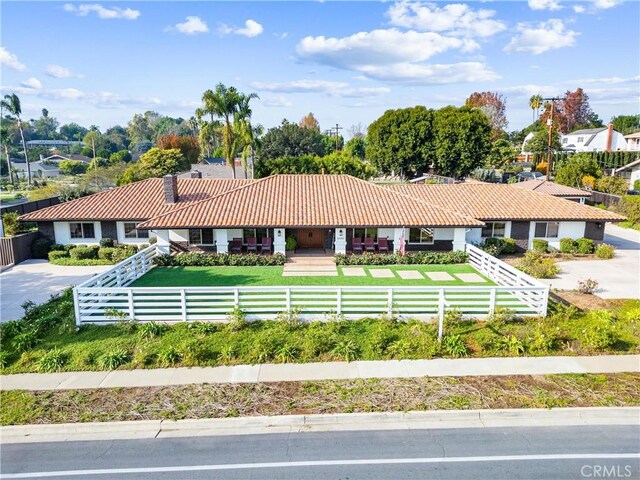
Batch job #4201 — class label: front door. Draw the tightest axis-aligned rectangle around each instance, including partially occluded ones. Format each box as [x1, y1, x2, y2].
[297, 229, 324, 248]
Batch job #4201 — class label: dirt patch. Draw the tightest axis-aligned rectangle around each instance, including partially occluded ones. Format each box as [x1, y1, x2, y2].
[2, 373, 638, 425]
[553, 290, 612, 310]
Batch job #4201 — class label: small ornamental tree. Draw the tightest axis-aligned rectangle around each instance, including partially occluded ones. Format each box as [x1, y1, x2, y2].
[555, 153, 602, 188]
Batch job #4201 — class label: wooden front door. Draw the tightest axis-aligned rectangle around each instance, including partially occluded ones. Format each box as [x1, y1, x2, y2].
[297, 229, 324, 248]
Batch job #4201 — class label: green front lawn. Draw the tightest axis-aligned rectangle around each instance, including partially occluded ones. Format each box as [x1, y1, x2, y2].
[131, 264, 492, 287]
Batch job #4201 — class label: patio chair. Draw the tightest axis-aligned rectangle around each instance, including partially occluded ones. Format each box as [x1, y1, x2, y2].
[352, 237, 363, 254]
[247, 237, 258, 253]
[261, 237, 272, 255]
[378, 237, 389, 253]
[230, 237, 242, 254]
[364, 237, 375, 253]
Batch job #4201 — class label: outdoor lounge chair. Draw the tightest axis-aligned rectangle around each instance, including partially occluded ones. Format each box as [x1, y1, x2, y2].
[261, 237, 272, 255]
[247, 237, 258, 253]
[364, 237, 375, 253]
[378, 237, 389, 253]
[352, 238, 363, 254]
[231, 237, 242, 254]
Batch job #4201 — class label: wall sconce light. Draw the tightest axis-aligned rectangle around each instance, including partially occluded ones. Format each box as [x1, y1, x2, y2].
[277, 229, 282, 237]
[338, 228, 344, 238]
[597, 223, 602, 230]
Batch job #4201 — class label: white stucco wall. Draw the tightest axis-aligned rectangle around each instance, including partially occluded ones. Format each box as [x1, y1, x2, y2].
[528, 221, 586, 249]
[377, 228, 394, 240]
[169, 229, 189, 242]
[116, 222, 157, 244]
[53, 221, 102, 245]
[434, 228, 454, 241]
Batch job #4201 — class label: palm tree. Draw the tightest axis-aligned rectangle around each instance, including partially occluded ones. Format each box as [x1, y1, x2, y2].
[529, 94, 543, 123]
[200, 84, 258, 179]
[1, 94, 30, 185]
[235, 93, 261, 179]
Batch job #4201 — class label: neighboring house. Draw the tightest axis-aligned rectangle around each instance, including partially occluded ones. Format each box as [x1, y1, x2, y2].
[13, 160, 60, 179]
[43, 154, 92, 164]
[515, 171, 544, 182]
[560, 124, 628, 152]
[21, 174, 624, 254]
[613, 157, 640, 189]
[511, 179, 591, 203]
[179, 158, 252, 179]
[624, 132, 640, 151]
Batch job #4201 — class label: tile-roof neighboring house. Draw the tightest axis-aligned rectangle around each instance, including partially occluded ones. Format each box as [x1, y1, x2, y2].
[383, 183, 623, 222]
[20, 178, 252, 221]
[511, 179, 591, 198]
[44, 154, 92, 163]
[138, 175, 483, 229]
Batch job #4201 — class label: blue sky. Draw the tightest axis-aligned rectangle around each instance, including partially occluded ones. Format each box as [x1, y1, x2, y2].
[1, 1, 638, 136]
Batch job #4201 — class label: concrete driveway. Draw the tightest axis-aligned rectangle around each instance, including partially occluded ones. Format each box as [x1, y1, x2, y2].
[540, 223, 640, 299]
[0, 260, 110, 323]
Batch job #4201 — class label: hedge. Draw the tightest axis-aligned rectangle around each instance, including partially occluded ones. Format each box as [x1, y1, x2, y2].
[532, 239, 548, 253]
[153, 252, 287, 267]
[575, 238, 595, 255]
[334, 251, 468, 266]
[478, 237, 517, 257]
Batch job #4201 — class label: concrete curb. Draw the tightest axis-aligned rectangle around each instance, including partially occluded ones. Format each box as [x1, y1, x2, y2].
[2, 354, 639, 391]
[2, 407, 638, 444]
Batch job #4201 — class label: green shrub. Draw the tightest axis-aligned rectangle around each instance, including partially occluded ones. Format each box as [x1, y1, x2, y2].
[614, 195, 640, 225]
[111, 245, 137, 263]
[501, 238, 517, 254]
[285, 236, 297, 251]
[634, 179, 640, 191]
[31, 237, 52, 259]
[497, 334, 525, 356]
[97, 349, 130, 370]
[99, 237, 114, 248]
[575, 238, 595, 254]
[158, 346, 181, 366]
[440, 334, 468, 357]
[70, 245, 99, 260]
[227, 307, 247, 331]
[577, 311, 618, 351]
[332, 340, 359, 362]
[139, 321, 167, 339]
[516, 251, 559, 279]
[49, 257, 113, 266]
[37, 348, 70, 372]
[12, 330, 39, 352]
[334, 251, 468, 266]
[98, 247, 117, 262]
[48, 250, 69, 261]
[0, 350, 10, 368]
[595, 243, 615, 259]
[49, 244, 66, 252]
[152, 252, 287, 267]
[532, 239, 548, 253]
[559, 238, 576, 254]
[479, 237, 517, 257]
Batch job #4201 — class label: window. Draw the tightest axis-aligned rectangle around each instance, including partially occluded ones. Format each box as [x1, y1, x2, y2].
[69, 223, 95, 239]
[242, 228, 268, 242]
[481, 222, 506, 238]
[353, 228, 377, 240]
[534, 222, 559, 238]
[577, 136, 584, 143]
[124, 222, 148, 239]
[188, 228, 214, 245]
[562, 138, 568, 144]
[409, 228, 434, 244]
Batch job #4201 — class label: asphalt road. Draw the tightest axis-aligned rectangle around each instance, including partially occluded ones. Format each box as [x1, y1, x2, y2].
[3, 424, 639, 479]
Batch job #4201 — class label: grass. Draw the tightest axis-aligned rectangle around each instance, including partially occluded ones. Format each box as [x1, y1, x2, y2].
[131, 264, 492, 287]
[1, 373, 638, 425]
[1, 290, 638, 374]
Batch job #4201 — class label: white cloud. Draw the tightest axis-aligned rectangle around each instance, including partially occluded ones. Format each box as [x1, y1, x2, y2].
[262, 96, 293, 107]
[0, 47, 26, 71]
[572, 5, 586, 13]
[250, 80, 349, 93]
[387, 2, 506, 38]
[357, 62, 499, 84]
[593, 0, 623, 9]
[219, 19, 263, 38]
[20, 77, 43, 90]
[329, 87, 391, 98]
[504, 19, 578, 55]
[167, 16, 209, 35]
[575, 75, 640, 85]
[274, 32, 288, 40]
[528, 0, 562, 11]
[297, 29, 479, 68]
[63, 3, 140, 20]
[45, 64, 81, 78]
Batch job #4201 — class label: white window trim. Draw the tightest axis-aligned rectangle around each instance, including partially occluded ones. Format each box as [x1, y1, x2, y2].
[189, 228, 216, 246]
[123, 222, 149, 240]
[69, 222, 95, 239]
[481, 222, 507, 239]
[534, 222, 560, 239]
[408, 228, 435, 245]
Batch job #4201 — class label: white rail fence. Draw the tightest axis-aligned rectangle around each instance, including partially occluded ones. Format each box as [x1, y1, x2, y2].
[73, 242, 549, 328]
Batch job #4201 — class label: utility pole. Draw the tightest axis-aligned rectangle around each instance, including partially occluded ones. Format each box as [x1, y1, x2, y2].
[323, 123, 343, 152]
[543, 97, 562, 181]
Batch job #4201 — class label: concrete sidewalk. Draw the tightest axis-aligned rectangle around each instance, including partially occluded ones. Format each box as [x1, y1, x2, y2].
[2, 354, 638, 391]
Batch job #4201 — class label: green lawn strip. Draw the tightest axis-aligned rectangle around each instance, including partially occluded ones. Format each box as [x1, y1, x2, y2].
[1, 293, 639, 374]
[2, 373, 638, 425]
[131, 264, 492, 288]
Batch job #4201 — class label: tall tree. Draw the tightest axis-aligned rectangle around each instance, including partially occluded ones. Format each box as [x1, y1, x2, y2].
[610, 114, 640, 135]
[259, 120, 326, 162]
[199, 84, 258, 178]
[59, 122, 88, 142]
[529, 95, 543, 123]
[540, 88, 601, 133]
[299, 112, 320, 132]
[0, 116, 13, 184]
[156, 134, 201, 168]
[464, 91, 507, 140]
[32, 108, 59, 140]
[1, 94, 30, 184]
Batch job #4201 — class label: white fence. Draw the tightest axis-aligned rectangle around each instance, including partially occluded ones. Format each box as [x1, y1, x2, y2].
[73, 243, 549, 328]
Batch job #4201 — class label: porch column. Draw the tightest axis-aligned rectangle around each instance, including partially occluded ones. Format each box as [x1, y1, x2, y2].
[393, 228, 404, 253]
[155, 230, 170, 254]
[215, 229, 228, 253]
[334, 227, 347, 254]
[453, 227, 466, 252]
[274, 228, 286, 254]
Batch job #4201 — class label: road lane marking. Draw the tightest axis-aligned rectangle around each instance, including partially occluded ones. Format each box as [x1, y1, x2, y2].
[2, 452, 639, 478]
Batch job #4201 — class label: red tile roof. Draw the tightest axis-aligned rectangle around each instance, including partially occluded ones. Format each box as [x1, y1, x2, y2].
[511, 179, 591, 198]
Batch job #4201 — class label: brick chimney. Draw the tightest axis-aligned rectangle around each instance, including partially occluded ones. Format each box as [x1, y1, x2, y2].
[189, 170, 202, 179]
[163, 174, 178, 204]
[605, 123, 614, 152]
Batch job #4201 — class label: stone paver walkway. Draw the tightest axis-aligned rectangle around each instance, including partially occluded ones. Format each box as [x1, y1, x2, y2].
[397, 270, 423, 279]
[1, 355, 637, 391]
[282, 254, 338, 277]
[370, 269, 395, 278]
[455, 273, 487, 283]
[342, 267, 366, 277]
[426, 272, 455, 281]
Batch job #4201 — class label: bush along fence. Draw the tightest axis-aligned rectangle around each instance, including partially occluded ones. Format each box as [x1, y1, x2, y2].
[73, 244, 549, 336]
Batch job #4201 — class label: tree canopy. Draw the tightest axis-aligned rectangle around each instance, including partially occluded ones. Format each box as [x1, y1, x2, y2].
[611, 114, 640, 135]
[259, 120, 326, 161]
[555, 153, 602, 188]
[299, 112, 320, 132]
[255, 150, 376, 179]
[540, 88, 602, 134]
[117, 148, 185, 185]
[465, 91, 507, 140]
